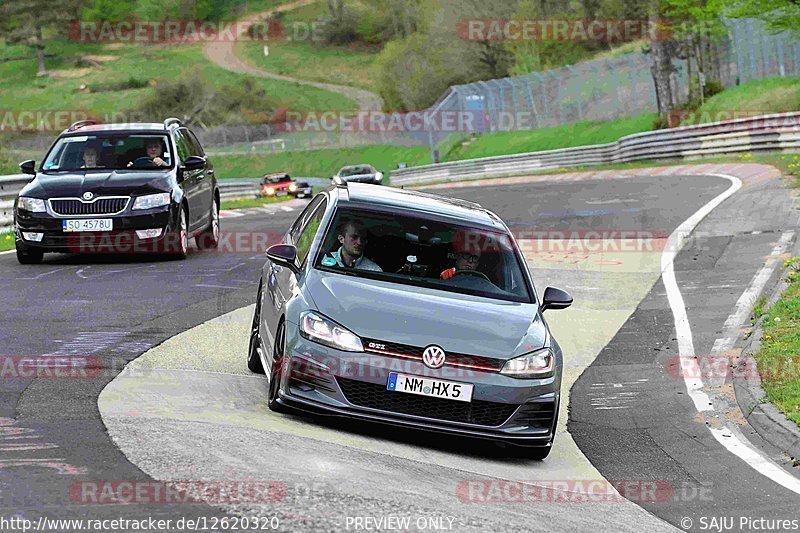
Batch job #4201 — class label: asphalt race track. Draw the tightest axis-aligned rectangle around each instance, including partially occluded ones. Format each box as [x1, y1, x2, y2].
[3, 171, 800, 532]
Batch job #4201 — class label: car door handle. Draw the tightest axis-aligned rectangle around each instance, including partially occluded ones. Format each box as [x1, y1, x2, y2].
[196, 174, 206, 181]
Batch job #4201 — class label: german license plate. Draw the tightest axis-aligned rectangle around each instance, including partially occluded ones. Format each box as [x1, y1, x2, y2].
[62, 219, 113, 232]
[387, 372, 473, 402]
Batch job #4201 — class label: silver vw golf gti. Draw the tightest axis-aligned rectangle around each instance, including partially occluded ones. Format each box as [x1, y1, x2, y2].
[248, 183, 572, 459]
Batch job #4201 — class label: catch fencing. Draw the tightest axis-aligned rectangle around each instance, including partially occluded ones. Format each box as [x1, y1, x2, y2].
[391, 112, 800, 185]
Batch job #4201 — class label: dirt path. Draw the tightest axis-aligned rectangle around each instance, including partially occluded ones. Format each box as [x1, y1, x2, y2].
[203, 0, 383, 111]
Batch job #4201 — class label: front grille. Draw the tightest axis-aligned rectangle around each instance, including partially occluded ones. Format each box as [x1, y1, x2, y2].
[362, 338, 504, 372]
[50, 197, 128, 216]
[337, 377, 518, 427]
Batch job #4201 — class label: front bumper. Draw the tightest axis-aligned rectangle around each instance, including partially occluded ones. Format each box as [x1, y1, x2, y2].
[15, 204, 179, 254]
[276, 332, 560, 445]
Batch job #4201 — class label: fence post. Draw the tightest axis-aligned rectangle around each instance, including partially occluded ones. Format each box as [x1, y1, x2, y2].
[747, 18, 757, 83]
[532, 72, 548, 126]
[524, 76, 541, 129]
[478, 81, 496, 133]
[565, 65, 583, 121]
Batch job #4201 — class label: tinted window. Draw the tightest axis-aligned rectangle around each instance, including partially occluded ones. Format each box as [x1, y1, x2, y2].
[184, 129, 206, 157]
[314, 207, 532, 303]
[293, 198, 327, 266]
[42, 134, 173, 172]
[172, 130, 190, 162]
[288, 194, 324, 243]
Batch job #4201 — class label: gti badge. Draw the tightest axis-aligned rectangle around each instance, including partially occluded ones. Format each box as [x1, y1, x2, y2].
[82, 192, 94, 201]
[422, 345, 446, 369]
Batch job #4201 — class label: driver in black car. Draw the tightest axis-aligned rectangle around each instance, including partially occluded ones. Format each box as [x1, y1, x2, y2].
[440, 246, 482, 280]
[128, 139, 168, 167]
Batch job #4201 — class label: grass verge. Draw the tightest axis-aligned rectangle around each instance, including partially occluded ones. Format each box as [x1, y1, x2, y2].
[0, 229, 14, 252]
[213, 144, 429, 179]
[236, 0, 379, 93]
[220, 194, 297, 210]
[756, 257, 800, 425]
[0, 38, 356, 118]
[443, 113, 658, 162]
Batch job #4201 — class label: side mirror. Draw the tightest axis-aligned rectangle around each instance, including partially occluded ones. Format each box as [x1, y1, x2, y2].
[19, 160, 36, 175]
[266, 244, 299, 273]
[541, 286, 573, 312]
[182, 155, 206, 171]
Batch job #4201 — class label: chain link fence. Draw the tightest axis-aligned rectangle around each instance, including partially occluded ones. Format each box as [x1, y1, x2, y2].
[425, 18, 800, 160]
[4, 18, 798, 164]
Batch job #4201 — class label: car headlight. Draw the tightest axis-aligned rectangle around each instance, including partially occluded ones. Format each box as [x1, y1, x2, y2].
[17, 197, 46, 213]
[288, 183, 297, 192]
[265, 187, 275, 196]
[299, 311, 363, 352]
[132, 192, 171, 210]
[500, 348, 554, 378]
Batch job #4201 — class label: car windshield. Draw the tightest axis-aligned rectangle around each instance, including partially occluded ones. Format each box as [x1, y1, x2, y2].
[340, 166, 372, 177]
[42, 134, 173, 172]
[314, 208, 532, 303]
[266, 175, 291, 184]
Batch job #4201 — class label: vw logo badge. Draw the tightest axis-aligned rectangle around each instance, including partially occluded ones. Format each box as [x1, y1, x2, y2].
[422, 345, 446, 369]
[82, 192, 94, 201]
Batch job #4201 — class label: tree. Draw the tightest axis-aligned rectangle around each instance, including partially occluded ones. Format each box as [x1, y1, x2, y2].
[648, 1, 677, 116]
[0, 0, 84, 76]
[722, 0, 800, 34]
[660, 0, 727, 104]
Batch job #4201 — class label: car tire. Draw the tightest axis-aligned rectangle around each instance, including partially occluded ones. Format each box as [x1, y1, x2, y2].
[167, 205, 189, 260]
[195, 197, 219, 250]
[247, 281, 266, 374]
[16, 245, 43, 265]
[267, 321, 287, 413]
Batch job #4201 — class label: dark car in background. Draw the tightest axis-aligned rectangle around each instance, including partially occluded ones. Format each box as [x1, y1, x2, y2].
[247, 182, 573, 459]
[262, 173, 313, 199]
[332, 164, 383, 185]
[13, 118, 219, 264]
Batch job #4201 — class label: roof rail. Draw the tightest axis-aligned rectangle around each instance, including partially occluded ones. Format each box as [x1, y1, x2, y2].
[163, 117, 181, 129]
[68, 120, 97, 132]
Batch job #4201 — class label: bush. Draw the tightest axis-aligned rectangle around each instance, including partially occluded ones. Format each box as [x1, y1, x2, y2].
[89, 76, 149, 93]
[375, 33, 481, 111]
[135, 75, 275, 126]
[704, 80, 724, 99]
[316, 8, 361, 46]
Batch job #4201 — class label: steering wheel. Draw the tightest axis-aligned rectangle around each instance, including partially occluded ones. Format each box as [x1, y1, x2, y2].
[131, 157, 157, 168]
[452, 269, 491, 281]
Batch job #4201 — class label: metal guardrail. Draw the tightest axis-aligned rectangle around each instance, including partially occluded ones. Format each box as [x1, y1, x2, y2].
[0, 175, 32, 229]
[391, 112, 800, 186]
[0, 176, 328, 229]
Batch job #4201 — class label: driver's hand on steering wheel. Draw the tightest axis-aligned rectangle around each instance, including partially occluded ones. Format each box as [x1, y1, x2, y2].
[152, 157, 166, 166]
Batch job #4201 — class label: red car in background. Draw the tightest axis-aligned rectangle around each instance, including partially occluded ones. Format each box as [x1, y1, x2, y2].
[261, 173, 313, 199]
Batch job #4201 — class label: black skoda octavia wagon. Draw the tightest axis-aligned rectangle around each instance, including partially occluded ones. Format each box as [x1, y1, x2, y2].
[13, 118, 219, 263]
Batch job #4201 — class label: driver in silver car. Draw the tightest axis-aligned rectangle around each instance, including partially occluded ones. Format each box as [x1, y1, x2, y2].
[440, 246, 482, 279]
